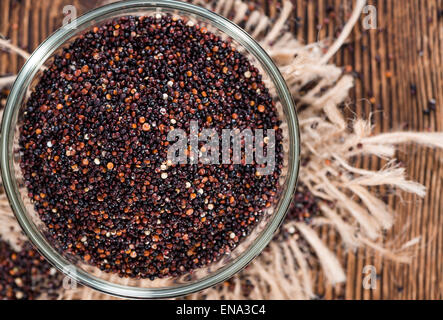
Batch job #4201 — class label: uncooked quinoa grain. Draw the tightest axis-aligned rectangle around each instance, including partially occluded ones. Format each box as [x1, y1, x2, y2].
[277, 184, 320, 239]
[19, 15, 283, 279]
[0, 88, 9, 110]
[0, 238, 63, 300]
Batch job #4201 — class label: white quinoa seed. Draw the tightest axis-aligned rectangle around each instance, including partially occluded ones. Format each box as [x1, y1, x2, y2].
[15, 278, 23, 287]
[230, 232, 236, 239]
[161, 172, 168, 179]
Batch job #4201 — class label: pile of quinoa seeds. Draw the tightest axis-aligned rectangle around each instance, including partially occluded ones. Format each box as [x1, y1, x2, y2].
[19, 15, 283, 279]
[0, 238, 63, 300]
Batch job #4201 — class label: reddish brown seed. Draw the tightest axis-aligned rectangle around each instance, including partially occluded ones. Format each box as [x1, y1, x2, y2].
[142, 123, 151, 131]
[107, 162, 114, 170]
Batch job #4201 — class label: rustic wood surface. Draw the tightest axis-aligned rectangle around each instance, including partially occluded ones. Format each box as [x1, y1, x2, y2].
[0, 0, 441, 300]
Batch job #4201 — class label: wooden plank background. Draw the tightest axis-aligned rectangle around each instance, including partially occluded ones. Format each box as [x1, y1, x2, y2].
[0, 0, 441, 300]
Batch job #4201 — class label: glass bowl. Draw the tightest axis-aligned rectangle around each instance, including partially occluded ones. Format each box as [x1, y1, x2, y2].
[0, 0, 299, 299]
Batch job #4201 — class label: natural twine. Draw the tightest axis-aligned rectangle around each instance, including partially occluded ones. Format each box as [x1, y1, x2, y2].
[0, 0, 442, 300]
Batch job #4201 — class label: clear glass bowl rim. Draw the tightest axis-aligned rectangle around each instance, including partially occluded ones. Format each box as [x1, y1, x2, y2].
[0, 0, 300, 299]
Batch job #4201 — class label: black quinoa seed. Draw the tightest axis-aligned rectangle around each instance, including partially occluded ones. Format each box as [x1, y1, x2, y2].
[276, 184, 320, 240]
[0, 238, 63, 300]
[0, 87, 9, 110]
[19, 15, 283, 279]
[285, 185, 319, 224]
